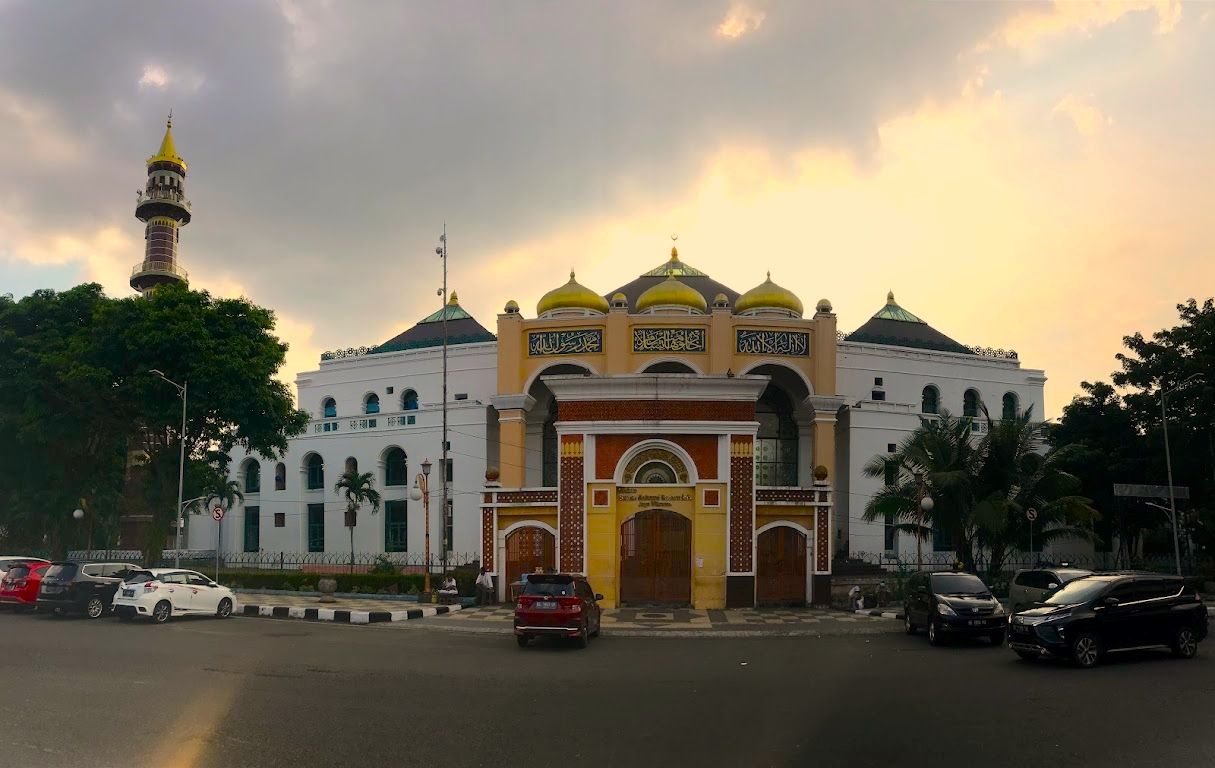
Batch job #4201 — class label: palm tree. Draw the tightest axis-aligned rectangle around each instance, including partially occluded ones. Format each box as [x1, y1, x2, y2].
[862, 411, 983, 570]
[975, 405, 1096, 579]
[334, 470, 381, 574]
[185, 477, 243, 563]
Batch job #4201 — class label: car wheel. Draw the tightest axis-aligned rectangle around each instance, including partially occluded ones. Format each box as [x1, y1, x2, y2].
[590, 618, 601, 638]
[905, 612, 917, 635]
[216, 598, 233, 619]
[989, 630, 1006, 646]
[927, 619, 943, 646]
[1014, 650, 1038, 662]
[515, 634, 529, 648]
[85, 597, 106, 619]
[152, 600, 172, 624]
[576, 622, 589, 649]
[1172, 625, 1199, 659]
[1070, 632, 1101, 668]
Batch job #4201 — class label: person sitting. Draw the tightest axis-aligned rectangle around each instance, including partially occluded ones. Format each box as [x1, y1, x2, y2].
[437, 575, 459, 604]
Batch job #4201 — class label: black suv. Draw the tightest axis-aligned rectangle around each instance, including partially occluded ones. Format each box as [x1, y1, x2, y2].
[37, 562, 141, 619]
[904, 570, 1008, 646]
[1008, 572, 1208, 667]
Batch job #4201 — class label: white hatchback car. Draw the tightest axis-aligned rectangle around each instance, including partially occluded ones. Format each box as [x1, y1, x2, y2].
[112, 568, 236, 623]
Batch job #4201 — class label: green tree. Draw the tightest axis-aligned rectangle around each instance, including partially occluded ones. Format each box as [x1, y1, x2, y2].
[334, 470, 381, 574]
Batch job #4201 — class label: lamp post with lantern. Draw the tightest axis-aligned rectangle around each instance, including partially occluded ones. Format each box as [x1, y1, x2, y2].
[912, 472, 934, 571]
[409, 458, 434, 593]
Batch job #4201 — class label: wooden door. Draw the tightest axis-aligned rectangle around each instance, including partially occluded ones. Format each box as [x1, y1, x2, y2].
[756, 526, 807, 606]
[505, 527, 555, 587]
[620, 509, 691, 606]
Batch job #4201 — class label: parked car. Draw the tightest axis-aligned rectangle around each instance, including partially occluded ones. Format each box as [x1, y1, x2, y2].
[0, 562, 51, 611]
[1008, 572, 1208, 668]
[0, 556, 50, 582]
[36, 562, 141, 618]
[112, 568, 236, 624]
[1008, 567, 1092, 613]
[514, 573, 603, 648]
[904, 570, 1008, 646]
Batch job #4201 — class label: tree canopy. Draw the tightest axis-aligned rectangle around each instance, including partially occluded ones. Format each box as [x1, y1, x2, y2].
[0, 283, 308, 559]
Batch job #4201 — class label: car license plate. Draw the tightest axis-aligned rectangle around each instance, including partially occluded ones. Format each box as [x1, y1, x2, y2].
[970, 619, 985, 626]
[122, 589, 135, 597]
[534, 600, 557, 610]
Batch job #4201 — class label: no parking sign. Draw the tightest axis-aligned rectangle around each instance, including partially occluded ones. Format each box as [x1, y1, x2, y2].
[212, 506, 225, 522]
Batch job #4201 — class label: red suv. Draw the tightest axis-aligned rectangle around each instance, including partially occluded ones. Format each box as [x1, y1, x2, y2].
[0, 562, 50, 611]
[514, 573, 603, 648]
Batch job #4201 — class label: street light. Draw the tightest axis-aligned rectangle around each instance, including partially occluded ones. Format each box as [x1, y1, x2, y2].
[150, 369, 187, 568]
[1160, 372, 1201, 577]
[1145, 502, 1184, 577]
[409, 458, 433, 593]
[913, 472, 933, 570]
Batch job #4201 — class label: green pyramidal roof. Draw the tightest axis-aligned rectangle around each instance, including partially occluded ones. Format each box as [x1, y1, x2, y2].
[419, 301, 474, 323]
[640, 247, 709, 277]
[871, 291, 924, 323]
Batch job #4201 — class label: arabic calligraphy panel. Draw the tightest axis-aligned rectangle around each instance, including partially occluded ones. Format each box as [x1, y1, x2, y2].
[735, 329, 810, 357]
[632, 327, 707, 353]
[527, 329, 603, 356]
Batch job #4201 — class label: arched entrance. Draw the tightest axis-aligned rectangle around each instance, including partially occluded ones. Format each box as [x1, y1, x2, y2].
[505, 526, 555, 586]
[756, 526, 808, 606]
[620, 509, 691, 606]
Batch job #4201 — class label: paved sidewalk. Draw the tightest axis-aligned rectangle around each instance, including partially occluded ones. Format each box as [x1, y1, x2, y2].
[235, 593, 461, 624]
[404, 604, 900, 637]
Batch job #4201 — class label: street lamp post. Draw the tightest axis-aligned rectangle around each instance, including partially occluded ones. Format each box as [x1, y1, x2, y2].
[73, 508, 84, 554]
[409, 458, 433, 593]
[913, 472, 934, 571]
[150, 369, 187, 568]
[1160, 373, 1201, 577]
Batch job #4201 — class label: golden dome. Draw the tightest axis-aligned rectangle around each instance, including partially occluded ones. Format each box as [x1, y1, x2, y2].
[636, 272, 708, 313]
[735, 272, 803, 316]
[536, 271, 609, 316]
[147, 116, 186, 170]
[504, 299, 520, 314]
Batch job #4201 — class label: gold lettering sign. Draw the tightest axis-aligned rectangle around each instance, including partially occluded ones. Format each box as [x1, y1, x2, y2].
[616, 486, 694, 507]
[527, 329, 603, 356]
[736, 329, 810, 357]
[632, 327, 706, 353]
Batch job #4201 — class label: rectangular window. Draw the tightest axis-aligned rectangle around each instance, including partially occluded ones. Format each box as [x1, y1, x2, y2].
[874, 377, 883, 386]
[384, 500, 407, 553]
[274, 512, 285, 528]
[445, 458, 453, 483]
[386, 386, 394, 394]
[884, 512, 895, 551]
[932, 525, 954, 552]
[407, 415, 416, 425]
[444, 498, 454, 555]
[307, 503, 325, 552]
[871, 390, 885, 401]
[243, 506, 260, 553]
[883, 460, 897, 487]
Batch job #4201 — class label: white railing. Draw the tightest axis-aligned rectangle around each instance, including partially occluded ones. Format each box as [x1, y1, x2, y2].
[131, 260, 189, 279]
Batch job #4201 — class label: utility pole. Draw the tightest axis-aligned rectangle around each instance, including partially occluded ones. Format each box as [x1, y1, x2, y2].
[1161, 373, 1201, 577]
[437, 226, 450, 574]
[150, 370, 187, 568]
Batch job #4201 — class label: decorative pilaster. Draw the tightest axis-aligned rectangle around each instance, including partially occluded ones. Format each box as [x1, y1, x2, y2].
[481, 489, 496, 572]
[558, 435, 585, 572]
[728, 435, 754, 572]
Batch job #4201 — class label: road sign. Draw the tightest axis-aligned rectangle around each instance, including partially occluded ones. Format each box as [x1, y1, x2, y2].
[1113, 483, 1189, 500]
[1026, 508, 1038, 522]
[212, 506, 225, 522]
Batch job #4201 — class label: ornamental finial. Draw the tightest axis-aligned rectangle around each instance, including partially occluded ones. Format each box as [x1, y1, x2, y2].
[887, 290, 896, 304]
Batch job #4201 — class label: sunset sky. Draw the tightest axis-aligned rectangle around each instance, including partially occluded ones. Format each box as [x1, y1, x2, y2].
[2, 1, 1212, 417]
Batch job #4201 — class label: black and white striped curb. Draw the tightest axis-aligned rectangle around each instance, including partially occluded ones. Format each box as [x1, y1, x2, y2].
[239, 604, 461, 624]
[855, 609, 904, 620]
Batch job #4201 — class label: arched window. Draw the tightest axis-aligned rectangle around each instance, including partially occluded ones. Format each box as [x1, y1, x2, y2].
[384, 448, 408, 486]
[322, 397, 336, 418]
[274, 462, 286, 491]
[305, 454, 324, 490]
[756, 386, 798, 486]
[963, 389, 980, 418]
[344, 457, 358, 475]
[243, 460, 261, 493]
[921, 385, 940, 415]
[635, 461, 677, 484]
[401, 389, 418, 410]
[641, 361, 697, 374]
[1002, 392, 1018, 420]
[364, 393, 380, 414]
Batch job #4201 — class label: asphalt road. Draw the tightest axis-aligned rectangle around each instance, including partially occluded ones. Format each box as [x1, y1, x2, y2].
[2, 610, 1213, 768]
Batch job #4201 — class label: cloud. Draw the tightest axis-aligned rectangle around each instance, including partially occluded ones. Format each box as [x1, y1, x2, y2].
[1052, 94, 1112, 136]
[983, 0, 1183, 52]
[139, 64, 169, 88]
[717, 3, 766, 40]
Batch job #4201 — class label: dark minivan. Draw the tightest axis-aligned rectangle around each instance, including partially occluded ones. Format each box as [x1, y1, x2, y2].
[1008, 572, 1208, 667]
[904, 570, 1008, 646]
[37, 562, 141, 618]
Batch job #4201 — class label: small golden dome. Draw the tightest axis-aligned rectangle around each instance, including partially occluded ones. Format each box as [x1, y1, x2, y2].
[713, 292, 730, 308]
[636, 272, 707, 313]
[735, 272, 803, 316]
[816, 298, 832, 314]
[536, 271, 609, 316]
[504, 299, 520, 314]
[448, 291, 459, 305]
[610, 292, 628, 309]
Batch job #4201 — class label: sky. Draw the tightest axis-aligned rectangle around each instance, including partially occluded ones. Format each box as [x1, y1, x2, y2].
[1, 0, 1213, 418]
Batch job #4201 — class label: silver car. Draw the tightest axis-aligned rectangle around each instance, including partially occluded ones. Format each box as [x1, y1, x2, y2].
[1008, 567, 1092, 613]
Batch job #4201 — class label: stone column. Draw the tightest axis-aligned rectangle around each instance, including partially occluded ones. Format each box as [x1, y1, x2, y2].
[490, 394, 534, 488]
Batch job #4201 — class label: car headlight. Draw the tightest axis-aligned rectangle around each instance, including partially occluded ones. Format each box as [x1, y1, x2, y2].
[937, 602, 957, 616]
[992, 602, 1005, 616]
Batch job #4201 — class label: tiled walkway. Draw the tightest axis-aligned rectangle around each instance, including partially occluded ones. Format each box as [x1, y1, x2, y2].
[442, 604, 888, 632]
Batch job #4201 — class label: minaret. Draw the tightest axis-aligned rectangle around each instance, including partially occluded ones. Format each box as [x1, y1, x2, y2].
[130, 115, 191, 295]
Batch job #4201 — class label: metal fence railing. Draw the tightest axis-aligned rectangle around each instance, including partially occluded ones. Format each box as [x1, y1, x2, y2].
[64, 550, 481, 575]
[845, 550, 1212, 578]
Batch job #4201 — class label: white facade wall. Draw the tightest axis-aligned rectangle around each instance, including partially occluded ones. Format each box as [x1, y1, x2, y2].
[835, 341, 1049, 560]
[189, 343, 498, 560]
